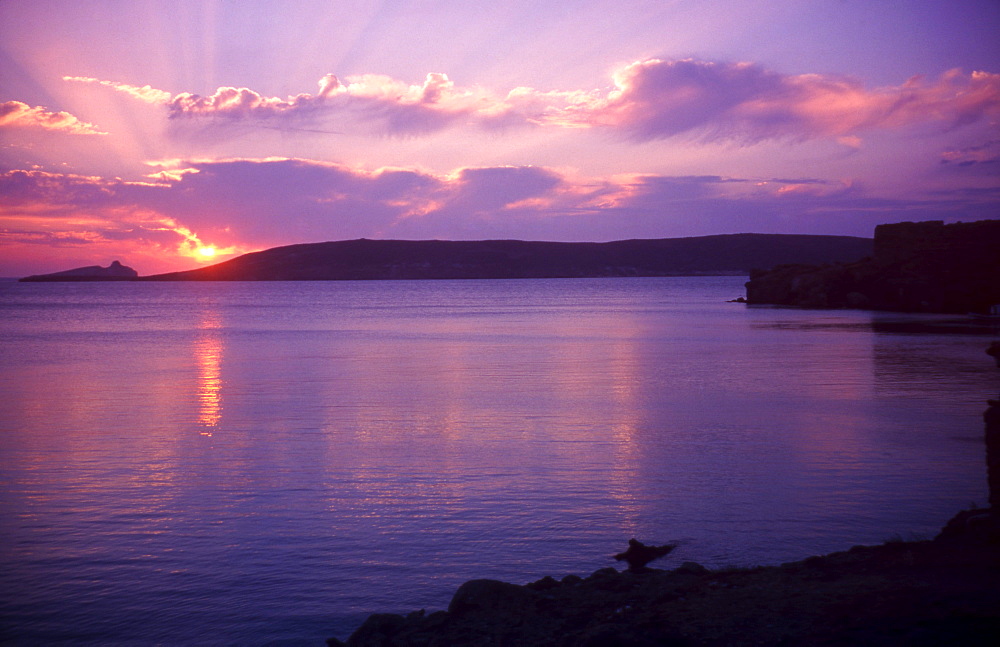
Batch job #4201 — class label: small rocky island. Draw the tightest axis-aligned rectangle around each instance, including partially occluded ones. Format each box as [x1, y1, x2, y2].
[746, 219, 1000, 314]
[19, 260, 138, 282]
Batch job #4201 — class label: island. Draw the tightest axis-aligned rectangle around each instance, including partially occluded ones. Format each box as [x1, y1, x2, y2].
[19, 260, 139, 282]
[745, 220, 1000, 314]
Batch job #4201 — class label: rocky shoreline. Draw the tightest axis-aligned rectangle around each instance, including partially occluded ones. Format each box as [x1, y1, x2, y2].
[328, 517, 1000, 646]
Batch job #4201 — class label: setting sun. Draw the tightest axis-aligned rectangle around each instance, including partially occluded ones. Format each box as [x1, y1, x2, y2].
[197, 246, 217, 258]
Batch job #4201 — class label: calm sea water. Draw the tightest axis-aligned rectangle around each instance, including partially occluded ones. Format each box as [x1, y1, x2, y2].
[1, 277, 996, 645]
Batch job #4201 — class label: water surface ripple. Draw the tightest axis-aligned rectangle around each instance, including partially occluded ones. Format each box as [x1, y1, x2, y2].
[1, 277, 995, 644]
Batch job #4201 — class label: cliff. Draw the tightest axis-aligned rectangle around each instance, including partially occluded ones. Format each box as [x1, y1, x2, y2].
[141, 234, 872, 281]
[745, 220, 1000, 313]
[19, 260, 139, 282]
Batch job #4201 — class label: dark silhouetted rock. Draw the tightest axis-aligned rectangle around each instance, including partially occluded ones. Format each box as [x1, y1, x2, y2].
[614, 538, 678, 571]
[988, 342, 1000, 369]
[674, 561, 709, 575]
[342, 613, 408, 646]
[525, 575, 561, 591]
[745, 220, 1000, 313]
[20, 260, 138, 282]
[330, 533, 1000, 646]
[448, 578, 540, 616]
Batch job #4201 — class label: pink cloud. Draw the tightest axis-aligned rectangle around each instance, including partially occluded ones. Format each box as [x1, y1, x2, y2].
[169, 86, 317, 118]
[63, 76, 173, 104]
[163, 72, 501, 134]
[940, 139, 1000, 166]
[0, 169, 247, 273]
[0, 100, 106, 135]
[549, 59, 1000, 142]
[65, 60, 1000, 142]
[885, 70, 1000, 130]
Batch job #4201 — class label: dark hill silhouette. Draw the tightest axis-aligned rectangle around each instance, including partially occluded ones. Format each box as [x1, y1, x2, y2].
[142, 234, 873, 281]
[746, 220, 1000, 313]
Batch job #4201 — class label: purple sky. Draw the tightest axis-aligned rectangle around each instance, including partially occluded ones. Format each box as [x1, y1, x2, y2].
[2, 0, 998, 275]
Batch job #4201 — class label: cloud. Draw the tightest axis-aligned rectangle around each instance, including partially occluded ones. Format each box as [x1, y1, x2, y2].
[558, 60, 789, 139]
[0, 169, 117, 209]
[0, 169, 242, 270]
[163, 72, 503, 135]
[447, 166, 564, 212]
[63, 76, 173, 104]
[0, 100, 107, 135]
[940, 139, 1000, 167]
[543, 59, 1000, 143]
[66, 60, 1000, 143]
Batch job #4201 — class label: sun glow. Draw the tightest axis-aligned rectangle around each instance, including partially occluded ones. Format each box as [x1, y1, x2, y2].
[197, 246, 217, 258]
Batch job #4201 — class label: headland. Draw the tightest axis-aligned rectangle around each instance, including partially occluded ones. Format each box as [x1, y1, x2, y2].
[746, 220, 1000, 314]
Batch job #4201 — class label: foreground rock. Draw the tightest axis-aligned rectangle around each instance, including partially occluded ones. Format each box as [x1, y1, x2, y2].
[19, 260, 138, 282]
[745, 220, 1000, 313]
[330, 522, 1000, 646]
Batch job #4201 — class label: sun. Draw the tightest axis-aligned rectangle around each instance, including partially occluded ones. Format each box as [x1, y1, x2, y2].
[197, 246, 217, 259]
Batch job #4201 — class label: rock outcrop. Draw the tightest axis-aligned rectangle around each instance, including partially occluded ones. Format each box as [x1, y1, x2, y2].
[613, 538, 678, 572]
[20, 260, 139, 282]
[745, 220, 1000, 313]
[329, 536, 1000, 646]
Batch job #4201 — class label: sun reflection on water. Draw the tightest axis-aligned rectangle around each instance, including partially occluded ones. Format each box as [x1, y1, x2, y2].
[195, 310, 224, 433]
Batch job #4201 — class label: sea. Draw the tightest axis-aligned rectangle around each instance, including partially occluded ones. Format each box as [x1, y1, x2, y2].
[1, 276, 996, 645]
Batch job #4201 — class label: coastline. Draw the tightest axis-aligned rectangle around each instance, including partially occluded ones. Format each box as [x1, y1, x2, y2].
[329, 515, 1000, 646]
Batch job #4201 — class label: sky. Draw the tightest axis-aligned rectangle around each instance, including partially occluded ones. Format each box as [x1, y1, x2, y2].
[1, 0, 998, 276]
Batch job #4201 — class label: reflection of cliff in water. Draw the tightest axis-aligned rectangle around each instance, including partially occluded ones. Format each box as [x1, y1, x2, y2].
[748, 312, 998, 336]
[749, 313, 997, 403]
[870, 317, 1000, 336]
[870, 319, 997, 402]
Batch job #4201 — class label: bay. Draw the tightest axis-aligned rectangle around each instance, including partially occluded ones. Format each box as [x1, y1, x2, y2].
[0, 277, 995, 645]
